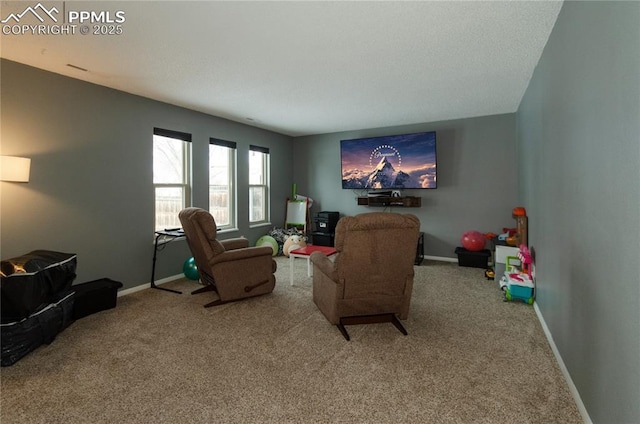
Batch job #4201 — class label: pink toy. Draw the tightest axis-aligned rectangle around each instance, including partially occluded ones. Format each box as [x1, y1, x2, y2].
[518, 244, 532, 278]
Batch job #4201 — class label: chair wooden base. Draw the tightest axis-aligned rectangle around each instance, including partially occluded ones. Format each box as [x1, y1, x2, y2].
[191, 283, 224, 308]
[191, 285, 215, 295]
[337, 314, 408, 341]
[203, 298, 233, 308]
[192, 281, 272, 308]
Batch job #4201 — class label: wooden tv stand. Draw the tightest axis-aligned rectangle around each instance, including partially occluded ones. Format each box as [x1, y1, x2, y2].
[357, 196, 421, 207]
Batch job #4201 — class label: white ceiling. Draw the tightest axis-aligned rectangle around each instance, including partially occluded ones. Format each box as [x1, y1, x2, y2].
[0, 1, 563, 137]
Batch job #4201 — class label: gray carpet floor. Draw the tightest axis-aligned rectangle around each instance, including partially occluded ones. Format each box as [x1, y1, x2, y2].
[0, 257, 583, 423]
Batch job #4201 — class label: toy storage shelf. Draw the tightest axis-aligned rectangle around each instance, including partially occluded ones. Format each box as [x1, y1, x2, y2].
[357, 196, 421, 207]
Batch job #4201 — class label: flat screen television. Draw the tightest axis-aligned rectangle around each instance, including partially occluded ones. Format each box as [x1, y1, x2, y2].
[340, 131, 437, 190]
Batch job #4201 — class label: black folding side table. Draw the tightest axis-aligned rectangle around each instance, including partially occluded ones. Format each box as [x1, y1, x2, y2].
[150, 229, 186, 294]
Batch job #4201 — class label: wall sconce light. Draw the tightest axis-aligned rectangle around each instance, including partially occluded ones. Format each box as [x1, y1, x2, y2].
[1, 156, 31, 182]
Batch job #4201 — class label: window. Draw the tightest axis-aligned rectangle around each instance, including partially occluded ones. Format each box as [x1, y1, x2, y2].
[153, 128, 191, 232]
[209, 138, 236, 230]
[249, 145, 270, 224]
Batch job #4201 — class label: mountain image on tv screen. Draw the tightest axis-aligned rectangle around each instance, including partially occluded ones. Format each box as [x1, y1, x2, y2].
[341, 131, 437, 189]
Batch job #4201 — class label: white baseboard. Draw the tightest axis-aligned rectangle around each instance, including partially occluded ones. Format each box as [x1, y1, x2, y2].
[117, 273, 184, 297]
[424, 255, 458, 263]
[534, 302, 592, 424]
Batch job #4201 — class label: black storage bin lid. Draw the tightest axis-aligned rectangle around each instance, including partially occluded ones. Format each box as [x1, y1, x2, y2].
[454, 247, 491, 257]
[72, 278, 123, 294]
[71, 278, 123, 320]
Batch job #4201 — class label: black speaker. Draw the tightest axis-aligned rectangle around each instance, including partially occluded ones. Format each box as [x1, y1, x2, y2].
[313, 211, 339, 234]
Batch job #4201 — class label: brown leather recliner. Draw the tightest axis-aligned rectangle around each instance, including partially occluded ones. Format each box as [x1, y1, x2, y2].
[178, 207, 276, 307]
[310, 212, 420, 340]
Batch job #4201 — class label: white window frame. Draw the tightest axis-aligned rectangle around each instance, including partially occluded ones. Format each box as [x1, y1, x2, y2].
[153, 127, 191, 232]
[249, 145, 270, 226]
[209, 138, 237, 231]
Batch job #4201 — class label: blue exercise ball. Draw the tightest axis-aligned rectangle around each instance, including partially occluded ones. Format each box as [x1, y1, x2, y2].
[183, 257, 199, 280]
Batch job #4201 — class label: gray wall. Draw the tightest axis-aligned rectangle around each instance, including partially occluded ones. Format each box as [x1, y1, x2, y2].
[0, 60, 293, 289]
[517, 2, 640, 423]
[293, 114, 519, 258]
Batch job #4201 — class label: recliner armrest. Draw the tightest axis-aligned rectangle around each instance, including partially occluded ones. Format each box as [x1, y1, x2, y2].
[310, 251, 338, 282]
[211, 246, 273, 265]
[220, 237, 250, 251]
